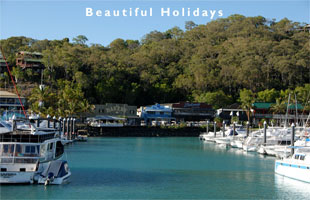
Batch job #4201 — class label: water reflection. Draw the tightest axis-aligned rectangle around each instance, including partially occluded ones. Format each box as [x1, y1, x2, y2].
[274, 174, 310, 199]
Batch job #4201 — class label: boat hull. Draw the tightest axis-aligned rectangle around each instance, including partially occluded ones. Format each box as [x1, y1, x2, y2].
[0, 171, 35, 184]
[275, 161, 310, 183]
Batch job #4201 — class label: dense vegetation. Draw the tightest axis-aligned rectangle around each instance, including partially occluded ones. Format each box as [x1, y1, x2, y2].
[0, 15, 309, 116]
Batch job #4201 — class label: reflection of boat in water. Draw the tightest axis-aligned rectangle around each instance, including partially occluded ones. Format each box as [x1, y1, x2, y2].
[275, 147, 310, 183]
[0, 119, 70, 184]
[274, 174, 310, 198]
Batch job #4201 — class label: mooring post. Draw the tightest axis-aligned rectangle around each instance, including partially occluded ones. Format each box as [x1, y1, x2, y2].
[72, 118, 75, 139]
[58, 117, 62, 136]
[66, 118, 70, 140]
[62, 118, 65, 136]
[214, 121, 217, 138]
[246, 121, 250, 137]
[222, 121, 226, 137]
[71, 117, 75, 139]
[47, 114, 51, 128]
[291, 123, 295, 156]
[233, 122, 236, 136]
[263, 121, 267, 146]
[206, 120, 209, 134]
[73, 118, 77, 138]
[52, 116, 56, 129]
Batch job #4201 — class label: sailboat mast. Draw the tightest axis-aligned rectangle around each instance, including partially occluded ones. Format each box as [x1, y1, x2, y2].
[285, 93, 291, 128]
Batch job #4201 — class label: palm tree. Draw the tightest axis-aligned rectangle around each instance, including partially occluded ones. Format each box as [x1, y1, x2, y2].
[271, 99, 286, 114]
[239, 89, 255, 122]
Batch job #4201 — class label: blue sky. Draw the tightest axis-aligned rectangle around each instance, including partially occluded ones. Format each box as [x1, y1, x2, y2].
[0, 0, 309, 46]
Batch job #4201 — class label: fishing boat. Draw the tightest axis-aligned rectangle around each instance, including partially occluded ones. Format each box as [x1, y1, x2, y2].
[275, 147, 310, 183]
[0, 119, 67, 184]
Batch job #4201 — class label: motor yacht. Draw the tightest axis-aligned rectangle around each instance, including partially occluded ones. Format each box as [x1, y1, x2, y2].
[275, 147, 310, 183]
[0, 119, 68, 184]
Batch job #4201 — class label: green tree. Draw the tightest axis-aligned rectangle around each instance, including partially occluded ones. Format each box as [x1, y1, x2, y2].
[239, 89, 255, 121]
[271, 99, 286, 114]
[11, 67, 24, 83]
[72, 35, 88, 45]
[196, 90, 233, 109]
[257, 89, 279, 102]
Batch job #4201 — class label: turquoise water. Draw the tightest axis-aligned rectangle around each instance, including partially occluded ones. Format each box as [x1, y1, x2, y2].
[1, 137, 310, 199]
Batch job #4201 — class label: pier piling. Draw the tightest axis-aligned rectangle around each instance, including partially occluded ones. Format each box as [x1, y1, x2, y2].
[66, 118, 70, 140]
[222, 121, 225, 137]
[246, 121, 249, 137]
[72, 118, 75, 139]
[52, 116, 56, 129]
[263, 121, 267, 146]
[206, 120, 209, 134]
[47, 115, 51, 128]
[214, 122, 217, 138]
[62, 118, 66, 138]
[233, 122, 236, 136]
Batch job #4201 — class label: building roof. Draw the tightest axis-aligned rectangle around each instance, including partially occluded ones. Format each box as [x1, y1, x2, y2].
[18, 51, 42, 56]
[144, 104, 172, 112]
[172, 102, 213, 109]
[252, 102, 304, 110]
[0, 91, 24, 98]
[87, 115, 125, 121]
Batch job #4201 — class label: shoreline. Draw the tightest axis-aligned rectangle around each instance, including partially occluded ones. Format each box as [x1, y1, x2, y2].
[86, 126, 204, 137]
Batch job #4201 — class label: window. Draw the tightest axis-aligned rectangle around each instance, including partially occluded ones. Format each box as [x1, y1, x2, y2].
[2, 144, 14, 156]
[160, 112, 164, 115]
[300, 155, 305, 161]
[49, 143, 54, 150]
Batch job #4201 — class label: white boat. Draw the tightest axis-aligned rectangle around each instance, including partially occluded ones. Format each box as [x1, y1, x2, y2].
[76, 130, 88, 142]
[215, 136, 233, 145]
[0, 119, 66, 184]
[38, 160, 71, 185]
[243, 136, 263, 152]
[201, 132, 222, 142]
[275, 147, 310, 183]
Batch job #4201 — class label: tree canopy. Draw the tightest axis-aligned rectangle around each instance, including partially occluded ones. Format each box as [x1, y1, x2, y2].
[1, 15, 309, 114]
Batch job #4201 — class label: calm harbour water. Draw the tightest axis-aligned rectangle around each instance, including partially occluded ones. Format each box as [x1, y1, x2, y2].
[1, 137, 310, 199]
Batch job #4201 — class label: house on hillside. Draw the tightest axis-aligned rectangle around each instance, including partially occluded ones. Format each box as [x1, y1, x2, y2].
[16, 51, 44, 73]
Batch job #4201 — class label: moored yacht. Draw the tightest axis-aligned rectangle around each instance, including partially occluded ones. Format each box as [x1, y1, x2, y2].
[275, 147, 310, 183]
[0, 119, 67, 184]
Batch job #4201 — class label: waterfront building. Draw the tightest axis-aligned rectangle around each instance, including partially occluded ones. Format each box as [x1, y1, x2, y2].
[138, 104, 174, 126]
[163, 102, 214, 122]
[92, 103, 139, 125]
[16, 51, 44, 72]
[217, 103, 247, 123]
[0, 90, 27, 112]
[252, 102, 308, 126]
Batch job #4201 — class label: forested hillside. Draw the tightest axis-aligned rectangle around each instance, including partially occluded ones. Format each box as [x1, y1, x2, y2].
[1, 15, 309, 113]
